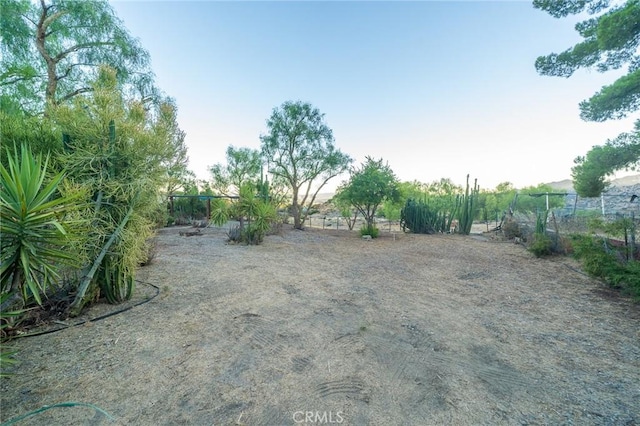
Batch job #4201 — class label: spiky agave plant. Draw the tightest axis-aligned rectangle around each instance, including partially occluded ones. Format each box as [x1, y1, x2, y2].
[0, 145, 82, 306]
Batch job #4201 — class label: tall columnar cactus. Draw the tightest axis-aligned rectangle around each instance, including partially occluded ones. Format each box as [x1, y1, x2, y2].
[457, 175, 479, 235]
[401, 198, 453, 234]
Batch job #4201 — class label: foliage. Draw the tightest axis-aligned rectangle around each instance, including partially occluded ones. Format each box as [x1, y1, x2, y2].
[226, 225, 242, 243]
[425, 178, 463, 196]
[571, 234, 640, 298]
[0, 293, 25, 377]
[359, 225, 380, 238]
[170, 180, 211, 221]
[588, 215, 638, 261]
[534, 0, 640, 197]
[571, 124, 640, 197]
[529, 209, 552, 257]
[518, 184, 566, 213]
[52, 67, 182, 313]
[210, 198, 230, 227]
[332, 192, 359, 230]
[456, 175, 480, 235]
[476, 182, 516, 223]
[260, 101, 352, 229]
[209, 146, 262, 196]
[534, 0, 640, 122]
[381, 179, 461, 223]
[0, 0, 156, 112]
[336, 157, 400, 230]
[210, 184, 277, 245]
[160, 103, 191, 196]
[535, 209, 549, 235]
[529, 233, 554, 257]
[0, 145, 84, 305]
[0, 111, 61, 168]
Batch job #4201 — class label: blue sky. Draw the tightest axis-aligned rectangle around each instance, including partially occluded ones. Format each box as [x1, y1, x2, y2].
[111, 0, 638, 192]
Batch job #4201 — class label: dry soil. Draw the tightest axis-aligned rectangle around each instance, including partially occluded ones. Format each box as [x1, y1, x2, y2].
[1, 225, 639, 425]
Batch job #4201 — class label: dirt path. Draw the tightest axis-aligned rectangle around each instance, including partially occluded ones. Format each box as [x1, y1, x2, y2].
[2, 225, 639, 425]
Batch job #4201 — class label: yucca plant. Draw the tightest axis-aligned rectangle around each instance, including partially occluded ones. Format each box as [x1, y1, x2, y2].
[0, 145, 81, 306]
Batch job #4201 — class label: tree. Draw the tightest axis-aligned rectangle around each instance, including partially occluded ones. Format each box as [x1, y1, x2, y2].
[336, 157, 400, 234]
[209, 146, 262, 196]
[572, 124, 640, 196]
[1, 0, 155, 113]
[158, 100, 191, 196]
[425, 178, 463, 196]
[534, 0, 640, 195]
[260, 101, 352, 229]
[534, 0, 640, 122]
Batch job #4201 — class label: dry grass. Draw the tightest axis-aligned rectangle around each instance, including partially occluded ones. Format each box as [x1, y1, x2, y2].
[1, 225, 638, 425]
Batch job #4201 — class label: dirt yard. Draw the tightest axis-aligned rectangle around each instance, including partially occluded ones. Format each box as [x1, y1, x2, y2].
[1, 225, 639, 425]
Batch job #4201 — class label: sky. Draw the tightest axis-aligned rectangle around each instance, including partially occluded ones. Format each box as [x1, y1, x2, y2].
[111, 0, 638, 192]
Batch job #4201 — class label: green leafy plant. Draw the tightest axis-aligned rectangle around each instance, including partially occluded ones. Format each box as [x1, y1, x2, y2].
[359, 225, 379, 238]
[0, 145, 81, 306]
[571, 234, 640, 299]
[529, 234, 553, 257]
[529, 209, 553, 257]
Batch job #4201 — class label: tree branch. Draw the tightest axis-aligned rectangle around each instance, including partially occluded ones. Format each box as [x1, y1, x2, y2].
[53, 41, 115, 63]
[58, 86, 93, 103]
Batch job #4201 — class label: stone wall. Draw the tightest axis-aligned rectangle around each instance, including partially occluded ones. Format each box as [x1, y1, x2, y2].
[561, 184, 640, 216]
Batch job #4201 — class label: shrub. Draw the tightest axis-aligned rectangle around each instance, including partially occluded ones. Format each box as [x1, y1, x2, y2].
[571, 234, 640, 299]
[529, 233, 553, 257]
[243, 223, 265, 245]
[226, 225, 242, 243]
[0, 145, 83, 306]
[502, 218, 523, 239]
[360, 225, 379, 238]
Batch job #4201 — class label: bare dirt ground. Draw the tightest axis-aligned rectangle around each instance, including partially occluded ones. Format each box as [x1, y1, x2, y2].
[2, 225, 639, 425]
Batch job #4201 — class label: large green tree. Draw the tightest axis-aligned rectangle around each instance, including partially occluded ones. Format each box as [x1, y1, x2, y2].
[571, 124, 640, 196]
[1, 0, 155, 113]
[209, 146, 262, 196]
[534, 0, 640, 196]
[335, 157, 400, 232]
[260, 101, 352, 229]
[534, 0, 640, 122]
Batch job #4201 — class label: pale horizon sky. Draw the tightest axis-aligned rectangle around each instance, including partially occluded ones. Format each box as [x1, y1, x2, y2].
[111, 0, 638, 192]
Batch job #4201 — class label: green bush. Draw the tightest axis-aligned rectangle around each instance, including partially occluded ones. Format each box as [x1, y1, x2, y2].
[529, 233, 553, 257]
[571, 234, 640, 299]
[360, 225, 379, 238]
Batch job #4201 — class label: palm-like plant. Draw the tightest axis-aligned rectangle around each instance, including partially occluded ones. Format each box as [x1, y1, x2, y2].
[0, 146, 80, 305]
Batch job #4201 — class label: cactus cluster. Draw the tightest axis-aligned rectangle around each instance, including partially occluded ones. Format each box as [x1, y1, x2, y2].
[400, 199, 455, 234]
[456, 175, 480, 235]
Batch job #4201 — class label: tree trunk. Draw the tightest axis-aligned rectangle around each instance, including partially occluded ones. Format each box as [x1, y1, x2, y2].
[35, 2, 60, 105]
[291, 187, 302, 229]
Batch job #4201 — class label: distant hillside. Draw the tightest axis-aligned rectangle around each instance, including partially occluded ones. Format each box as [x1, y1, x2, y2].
[546, 174, 640, 193]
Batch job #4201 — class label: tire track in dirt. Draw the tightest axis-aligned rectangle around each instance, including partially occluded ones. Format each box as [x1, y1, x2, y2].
[228, 309, 286, 354]
[366, 325, 537, 409]
[314, 377, 368, 400]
